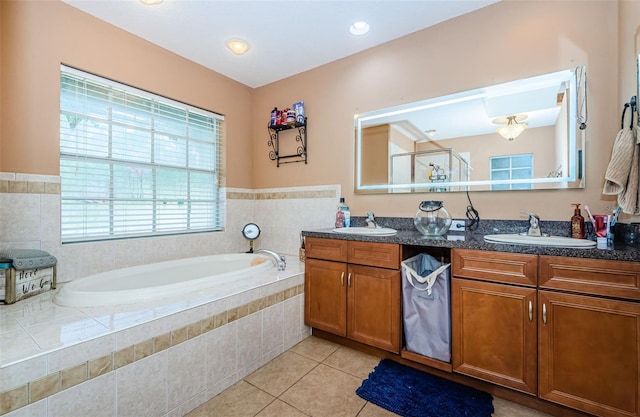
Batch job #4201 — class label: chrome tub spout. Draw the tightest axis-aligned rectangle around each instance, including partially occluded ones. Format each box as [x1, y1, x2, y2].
[256, 249, 287, 271]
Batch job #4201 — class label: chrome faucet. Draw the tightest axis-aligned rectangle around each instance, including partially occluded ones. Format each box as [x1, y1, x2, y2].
[521, 212, 542, 237]
[365, 212, 379, 229]
[256, 249, 286, 271]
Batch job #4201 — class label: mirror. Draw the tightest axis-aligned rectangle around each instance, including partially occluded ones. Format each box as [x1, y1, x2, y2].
[355, 67, 586, 193]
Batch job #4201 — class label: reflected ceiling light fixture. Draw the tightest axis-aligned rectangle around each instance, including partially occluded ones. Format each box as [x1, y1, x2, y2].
[425, 129, 437, 138]
[493, 114, 528, 141]
[226, 39, 250, 55]
[139, 0, 163, 5]
[349, 21, 370, 36]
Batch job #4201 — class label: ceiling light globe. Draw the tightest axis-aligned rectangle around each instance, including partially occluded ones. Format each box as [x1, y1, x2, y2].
[140, 0, 163, 5]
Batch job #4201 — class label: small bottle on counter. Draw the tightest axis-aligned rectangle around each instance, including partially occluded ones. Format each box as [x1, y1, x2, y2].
[340, 199, 350, 227]
[571, 203, 585, 239]
[335, 198, 345, 228]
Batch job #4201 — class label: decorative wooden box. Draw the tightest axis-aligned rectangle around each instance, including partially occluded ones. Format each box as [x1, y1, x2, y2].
[0, 250, 57, 304]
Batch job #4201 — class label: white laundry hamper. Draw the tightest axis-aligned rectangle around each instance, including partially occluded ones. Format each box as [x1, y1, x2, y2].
[401, 253, 451, 362]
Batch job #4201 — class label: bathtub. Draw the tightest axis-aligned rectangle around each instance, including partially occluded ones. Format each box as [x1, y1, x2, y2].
[54, 253, 276, 308]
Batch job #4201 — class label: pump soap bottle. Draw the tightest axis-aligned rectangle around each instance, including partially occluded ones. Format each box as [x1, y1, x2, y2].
[571, 203, 585, 239]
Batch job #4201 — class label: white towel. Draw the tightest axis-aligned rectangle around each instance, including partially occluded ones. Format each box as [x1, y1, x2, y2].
[603, 127, 640, 214]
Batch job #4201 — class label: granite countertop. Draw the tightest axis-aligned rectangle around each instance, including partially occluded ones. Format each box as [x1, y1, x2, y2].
[302, 217, 640, 262]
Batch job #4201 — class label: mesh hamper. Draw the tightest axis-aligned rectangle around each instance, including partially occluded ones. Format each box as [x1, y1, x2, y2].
[401, 253, 451, 362]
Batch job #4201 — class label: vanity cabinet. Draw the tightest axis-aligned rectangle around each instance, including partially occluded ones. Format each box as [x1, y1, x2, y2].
[304, 237, 401, 353]
[537, 256, 640, 417]
[451, 249, 538, 395]
[452, 250, 640, 416]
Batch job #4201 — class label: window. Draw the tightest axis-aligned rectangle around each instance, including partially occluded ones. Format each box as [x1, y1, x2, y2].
[490, 154, 533, 190]
[60, 66, 224, 243]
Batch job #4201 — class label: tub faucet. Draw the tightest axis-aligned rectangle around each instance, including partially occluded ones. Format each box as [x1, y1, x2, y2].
[366, 212, 379, 229]
[521, 212, 542, 237]
[256, 249, 286, 271]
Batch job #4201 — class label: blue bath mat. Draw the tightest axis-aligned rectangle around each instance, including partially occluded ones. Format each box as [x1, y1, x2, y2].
[356, 359, 494, 417]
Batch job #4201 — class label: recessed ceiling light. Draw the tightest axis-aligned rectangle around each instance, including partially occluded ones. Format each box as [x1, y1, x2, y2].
[349, 21, 370, 36]
[227, 39, 250, 55]
[140, 0, 163, 5]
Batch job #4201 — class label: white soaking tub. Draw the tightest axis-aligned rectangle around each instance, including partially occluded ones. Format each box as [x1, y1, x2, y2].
[54, 253, 276, 308]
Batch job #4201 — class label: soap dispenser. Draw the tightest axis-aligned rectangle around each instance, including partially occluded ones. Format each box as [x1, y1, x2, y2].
[571, 203, 585, 239]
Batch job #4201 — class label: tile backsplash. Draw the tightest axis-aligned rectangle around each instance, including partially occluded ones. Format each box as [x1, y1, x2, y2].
[0, 172, 338, 283]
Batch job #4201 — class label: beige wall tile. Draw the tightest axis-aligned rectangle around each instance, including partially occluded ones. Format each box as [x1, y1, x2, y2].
[89, 355, 113, 379]
[113, 346, 134, 369]
[213, 312, 227, 328]
[168, 338, 206, 410]
[187, 322, 202, 339]
[45, 182, 61, 194]
[0, 385, 28, 415]
[153, 332, 171, 353]
[205, 323, 237, 385]
[116, 352, 167, 417]
[49, 373, 115, 417]
[201, 316, 215, 333]
[29, 373, 59, 403]
[61, 363, 88, 390]
[171, 326, 188, 346]
[134, 339, 154, 360]
[27, 182, 45, 193]
[8, 181, 28, 193]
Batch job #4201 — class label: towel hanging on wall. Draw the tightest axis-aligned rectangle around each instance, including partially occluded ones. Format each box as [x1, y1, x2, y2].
[603, 100, 639, 214]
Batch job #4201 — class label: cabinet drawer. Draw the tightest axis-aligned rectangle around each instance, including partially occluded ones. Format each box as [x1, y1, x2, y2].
[539, 255, 640, 301]
[452, 248, 537, 286]
[348, 241, 400, 269]
[305, 237, 348, 262]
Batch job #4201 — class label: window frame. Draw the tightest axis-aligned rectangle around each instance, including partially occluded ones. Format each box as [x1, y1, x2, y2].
[59, 65, 225, 243]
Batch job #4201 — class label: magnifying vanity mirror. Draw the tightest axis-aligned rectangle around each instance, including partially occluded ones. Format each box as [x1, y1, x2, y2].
[355, 67, 586, 194]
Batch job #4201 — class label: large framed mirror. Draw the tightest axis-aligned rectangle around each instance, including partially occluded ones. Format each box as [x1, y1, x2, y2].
[355, 67, 586, 194]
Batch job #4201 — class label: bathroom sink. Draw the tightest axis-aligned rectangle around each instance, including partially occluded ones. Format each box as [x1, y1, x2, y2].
[484, 234, 596, 248]
[332, 227, 398, 236]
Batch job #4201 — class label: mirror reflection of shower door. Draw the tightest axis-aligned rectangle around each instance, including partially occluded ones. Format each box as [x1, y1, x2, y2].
[389, 148, 470, 193]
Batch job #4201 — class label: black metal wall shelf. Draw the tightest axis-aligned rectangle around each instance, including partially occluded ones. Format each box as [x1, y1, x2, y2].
[267, 117, 307, 167]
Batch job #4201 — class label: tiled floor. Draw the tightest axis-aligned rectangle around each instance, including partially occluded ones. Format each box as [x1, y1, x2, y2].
[187, 336, 553, 417]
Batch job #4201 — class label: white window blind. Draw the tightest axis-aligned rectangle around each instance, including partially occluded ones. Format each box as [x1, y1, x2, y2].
[60, 65, 225, 243]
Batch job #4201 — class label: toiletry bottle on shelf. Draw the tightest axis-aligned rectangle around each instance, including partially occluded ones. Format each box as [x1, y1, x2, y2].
[335, 198, 345, 228]
[571, 203, 585, 239]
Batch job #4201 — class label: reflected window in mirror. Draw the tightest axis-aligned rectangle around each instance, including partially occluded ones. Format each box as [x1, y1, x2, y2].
[490, 154, 533, 191]
[355, 66, 587, 194]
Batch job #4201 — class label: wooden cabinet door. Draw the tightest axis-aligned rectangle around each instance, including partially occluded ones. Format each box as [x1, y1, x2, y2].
[304, 258, 347, 336]
[452, 278, 537, 394]
[347, 264, 401, 353]
[539, 290, 640, 417]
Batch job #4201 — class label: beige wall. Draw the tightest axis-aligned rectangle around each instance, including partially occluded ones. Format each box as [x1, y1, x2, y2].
[0, 0, 254, 188]
[1, 1, 638, 222]
[252, 0, 625, 221]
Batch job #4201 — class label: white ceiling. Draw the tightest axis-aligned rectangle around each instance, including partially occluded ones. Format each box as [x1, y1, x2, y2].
[60, 0, 499, 88]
